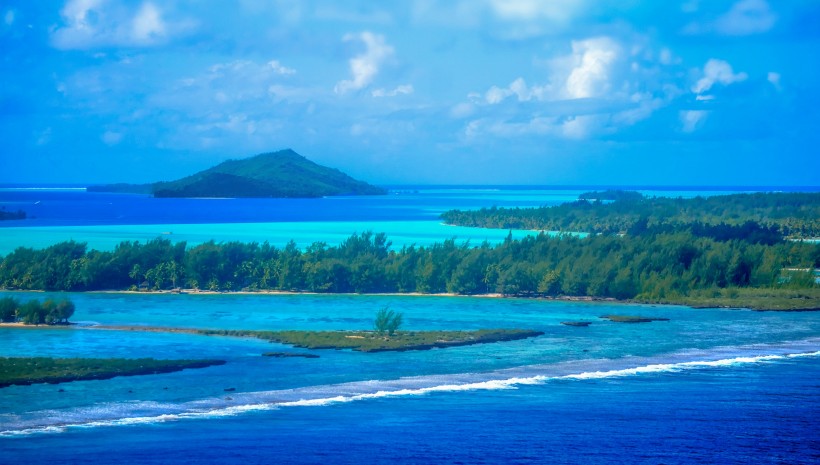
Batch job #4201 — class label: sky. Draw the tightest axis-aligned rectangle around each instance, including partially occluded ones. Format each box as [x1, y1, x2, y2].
[1, 0, 819, 186]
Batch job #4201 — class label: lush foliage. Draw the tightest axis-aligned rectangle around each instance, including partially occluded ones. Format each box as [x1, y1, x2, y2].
[195, 328, 543, 352]
[441, 191, 820, 238]
[0, 357, 226, 387]
[0, 297, 75, 325]
[374, 307, 403, 335]
[0, 229, 817, 309]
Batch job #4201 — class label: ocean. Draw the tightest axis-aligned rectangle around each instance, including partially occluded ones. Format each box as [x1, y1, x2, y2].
[0, 187, 818, 464]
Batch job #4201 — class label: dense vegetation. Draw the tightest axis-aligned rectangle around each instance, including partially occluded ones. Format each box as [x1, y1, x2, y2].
[0, 297, 74, 325]
[89, 149, 386, 198]
[0, 227, 817, 309]
[441, 191, 820, 238]
[0, 357, 226, 388]
[195, 328, 543, 352]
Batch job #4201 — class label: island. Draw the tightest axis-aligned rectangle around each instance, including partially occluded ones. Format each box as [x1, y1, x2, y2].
[87, 149, 386, 198]
[561, 321, 592, 327]
[92, 326, 545, 352]
[0, 208, 27, 221]
[1, 191, 818, 311]
[0, 357, 226, 388]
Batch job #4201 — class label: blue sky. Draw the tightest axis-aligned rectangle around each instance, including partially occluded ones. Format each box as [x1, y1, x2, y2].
[1, 0, 819, 186]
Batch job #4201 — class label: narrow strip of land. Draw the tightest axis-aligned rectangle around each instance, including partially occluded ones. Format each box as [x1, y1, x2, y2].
[0, 357, 226, 388]
[89, 325, 544, 352]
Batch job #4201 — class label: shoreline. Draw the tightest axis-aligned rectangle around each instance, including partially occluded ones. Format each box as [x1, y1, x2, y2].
[1, 288, 817, 312]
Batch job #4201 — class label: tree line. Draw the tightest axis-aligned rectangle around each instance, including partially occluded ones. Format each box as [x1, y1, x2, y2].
[0, 297, 75, 325]
[0, 230, 817, 301]
[440, 191, 820, 238]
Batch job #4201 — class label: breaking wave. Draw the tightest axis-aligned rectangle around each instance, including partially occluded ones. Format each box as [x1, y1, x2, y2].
[2, 339, 819, 437]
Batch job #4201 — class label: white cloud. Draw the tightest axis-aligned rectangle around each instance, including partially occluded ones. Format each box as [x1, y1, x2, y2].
[680, 110, 708, 133]
[51, 0, 191, 50]
[334, 32, 394, 95]
[101, 130, 123, 145]
[464, 114, 607, 140]
[483, 77, 550, 104]
[692, 59, 747, 95]
[372, 84, 413, 98]
[565, 37, 620, 99]
[767, 71, 781, 89]
[561, 115, 601, 139]
[450, 102, 475, 119]
[36, 127, 52, 146]
[474, 37, 626, 105]
[4, 9, 15, 26]
[131, 2, 164, 43]
[487, 0, 582, 22]
[268, 60, 296, 75]
[684, 0, 776, 36]
[715, 0, 776, 35]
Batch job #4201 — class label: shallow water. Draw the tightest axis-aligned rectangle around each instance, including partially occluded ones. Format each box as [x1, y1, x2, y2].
[1, 187, 818, 463]
[1, 292, 818, 449]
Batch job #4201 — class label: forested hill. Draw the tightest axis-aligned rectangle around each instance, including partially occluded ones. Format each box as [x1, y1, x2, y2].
[88, 149, 386, 198]
[441, 191, 820, 239]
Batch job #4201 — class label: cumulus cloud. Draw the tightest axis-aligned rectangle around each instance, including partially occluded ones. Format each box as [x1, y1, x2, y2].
[565, 37, 620, 99]
[475, 37, 623, 106]
[51, 0, 191, 50]
[334, 32, 394, 94]
[482, 77, 550, 104]
[464, 35, 693, 142]
[372, 84, 413, 98]
[692, 59, 748, 96]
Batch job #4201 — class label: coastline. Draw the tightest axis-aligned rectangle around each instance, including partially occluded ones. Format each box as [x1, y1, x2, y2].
[2, 287, 817, 311]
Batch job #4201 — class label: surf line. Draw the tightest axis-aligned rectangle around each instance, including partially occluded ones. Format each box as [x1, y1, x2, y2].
[2, 350, 819, 437]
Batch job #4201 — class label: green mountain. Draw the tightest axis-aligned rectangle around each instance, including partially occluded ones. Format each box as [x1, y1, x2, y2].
[89, 149, 386, 198]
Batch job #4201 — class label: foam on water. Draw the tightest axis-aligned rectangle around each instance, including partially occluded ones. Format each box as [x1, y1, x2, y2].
[2, 340, 818, 438]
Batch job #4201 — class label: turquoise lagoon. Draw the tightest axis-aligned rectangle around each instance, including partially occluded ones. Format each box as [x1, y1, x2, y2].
[1, 187, 818, 463]
[0, 186, 747, 254]
[1, 291, 819, 439]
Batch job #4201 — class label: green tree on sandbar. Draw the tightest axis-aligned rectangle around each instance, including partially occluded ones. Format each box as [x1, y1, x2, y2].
[374, 307, 403, 336]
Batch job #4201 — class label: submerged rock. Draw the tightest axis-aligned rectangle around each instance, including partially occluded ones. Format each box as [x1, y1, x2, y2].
[262, 352, 320, 359]
[599, 315, 670, 323]
[561, 321, 592, 327]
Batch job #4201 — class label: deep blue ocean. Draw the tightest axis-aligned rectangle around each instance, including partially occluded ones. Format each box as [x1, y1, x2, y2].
[1, 186, 819, 464]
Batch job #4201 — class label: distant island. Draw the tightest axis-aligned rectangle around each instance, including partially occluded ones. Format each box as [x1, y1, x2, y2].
[0, 207, 26, 221]
[87, 149, 386, 198]
[441, 190, 820, 239]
